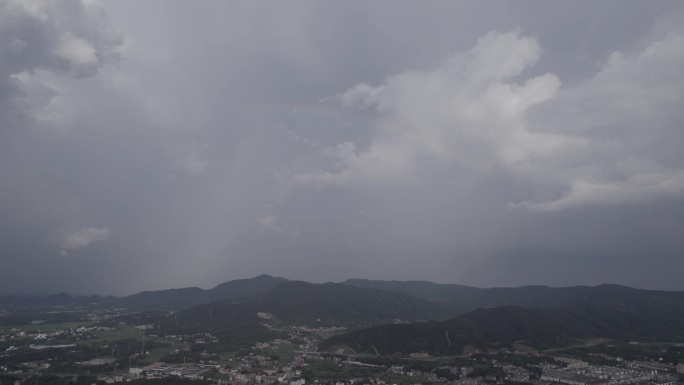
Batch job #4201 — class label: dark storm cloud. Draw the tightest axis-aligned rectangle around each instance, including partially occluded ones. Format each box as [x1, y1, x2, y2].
[1, 1, 683, 295]
[0, 1, 121, 127]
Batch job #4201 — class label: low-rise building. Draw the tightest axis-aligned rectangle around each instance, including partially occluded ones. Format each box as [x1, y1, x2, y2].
[675, 363, 684, 374]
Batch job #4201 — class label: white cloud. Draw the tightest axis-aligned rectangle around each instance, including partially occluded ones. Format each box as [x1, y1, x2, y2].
[516, 26, 684, 210]
[334, 83, 386, 109]
[512, 159, 684, 211]
[169, 143, 208, 176]
[56, 32, 99, 68]
[296, 140, 418, 188]
[299, 27, 684, 210]
[5, 0, 49, 22]
[257, 215, 281, 234]
[300, 30, 562, 188]
[0, 0, 122, 77]
[0, 0, 123, 130]
[60, 226, 111, 250]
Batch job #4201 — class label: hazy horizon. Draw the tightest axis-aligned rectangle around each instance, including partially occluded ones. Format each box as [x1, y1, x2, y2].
[4, 273, 682, 298]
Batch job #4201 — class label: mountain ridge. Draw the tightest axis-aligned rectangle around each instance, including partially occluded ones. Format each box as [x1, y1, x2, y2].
[341, 279, 684, 316]
[174, 280, 453, 328]
[4, 276, 684, 314]
[319, 305, 684, 355]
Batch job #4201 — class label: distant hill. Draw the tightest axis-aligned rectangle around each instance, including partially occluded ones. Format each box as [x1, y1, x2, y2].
[119, 274, 290, 308]
[206, 274, 291, 303]
[166, 301, 277, 351]
[342, 279, 684, 320]
[245, 281, 451, 325]
[0, 292, 117, 307]
[320, 305, 684, 355]
[167, 280, 453, 350]
[6, 276, 684, 332]
[0, 275, 291, 310]
[173, 281, 453, 330]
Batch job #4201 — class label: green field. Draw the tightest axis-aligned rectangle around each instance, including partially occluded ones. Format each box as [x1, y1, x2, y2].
[11, 321, 93, 332]
[218, 352, 237, 365]
[84, 325, 142, 343]
[310, 330, 341, 340]
[140, 346, 176, 364]
[271, 341, 298, 363]
[304, 359, 437, 385]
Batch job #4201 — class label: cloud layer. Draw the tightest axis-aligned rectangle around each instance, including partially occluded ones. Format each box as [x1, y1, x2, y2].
[302, 28, 684, 213]
[1, 1, 683, 295]
[0, 0, 122, 128]
[61, 226, 111, 250]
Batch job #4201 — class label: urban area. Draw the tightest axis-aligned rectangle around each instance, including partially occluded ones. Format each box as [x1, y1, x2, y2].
[1, 305, 683, 385]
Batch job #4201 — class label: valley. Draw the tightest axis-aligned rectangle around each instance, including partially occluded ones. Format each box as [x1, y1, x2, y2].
[2, 276, 684, 385]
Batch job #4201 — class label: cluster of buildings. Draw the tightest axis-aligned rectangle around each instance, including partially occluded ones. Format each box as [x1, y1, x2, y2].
[502, 364, 532, 382]
[329, 356, 683, 385]
[294, 325, 348, 333]
[3, 312, 684, 385]
[628, 362, 677, 373]
[0, 324, 108, 347]
[96, 362, 216, 383]
[540, 364, 675, 385]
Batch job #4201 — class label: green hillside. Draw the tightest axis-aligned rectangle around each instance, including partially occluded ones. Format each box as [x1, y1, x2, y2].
[175, 281, 452, 328]
[119, 274, 289, 308]
[245, 281, 452, 325]
[165, 280, 453, 350]
[320, 305, 684, 355]
[342, 280, 684, 320]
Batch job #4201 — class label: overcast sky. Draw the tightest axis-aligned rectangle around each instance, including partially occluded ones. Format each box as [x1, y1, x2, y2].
[2, 1, 684, 296]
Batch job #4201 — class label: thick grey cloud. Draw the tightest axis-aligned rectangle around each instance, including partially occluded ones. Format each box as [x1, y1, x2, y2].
[0, 0, 121, 128]
[1, 1, 683, 295]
